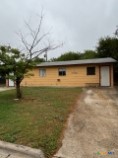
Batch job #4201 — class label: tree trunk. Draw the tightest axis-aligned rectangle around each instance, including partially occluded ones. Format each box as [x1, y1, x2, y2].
[16, 79, 22, 99]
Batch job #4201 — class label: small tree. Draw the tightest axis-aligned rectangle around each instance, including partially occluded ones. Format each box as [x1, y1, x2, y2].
[0, 46, 35, 99]
[0, 14, 61, 99]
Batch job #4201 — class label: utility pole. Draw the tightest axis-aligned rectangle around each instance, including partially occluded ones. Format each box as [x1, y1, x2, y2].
[115, 26, 118, 38]
[44, 50, 48, 61]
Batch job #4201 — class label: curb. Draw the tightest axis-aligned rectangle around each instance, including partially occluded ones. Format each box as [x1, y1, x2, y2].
[0, 141, 45, 158]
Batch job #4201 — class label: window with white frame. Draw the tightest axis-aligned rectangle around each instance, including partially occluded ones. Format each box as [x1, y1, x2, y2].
[39, 68, 46, 77]
[58, 68, 66, 76]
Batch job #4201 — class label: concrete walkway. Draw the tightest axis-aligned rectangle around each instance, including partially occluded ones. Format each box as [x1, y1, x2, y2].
[0, 87, 15, 92]
[0, 141, 44, 158]
[54, 88, 118, 158]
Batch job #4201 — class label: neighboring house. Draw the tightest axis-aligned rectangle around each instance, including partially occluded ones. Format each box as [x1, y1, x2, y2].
[6, 79, 15, 87]
[20, 57, 117, 87]
[0, 76, 14, 87]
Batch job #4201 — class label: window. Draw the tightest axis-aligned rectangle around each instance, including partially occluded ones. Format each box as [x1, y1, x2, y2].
[58, 68, 66, 76]
[39, 68, 46, 77]
[87, 67, 95, 75]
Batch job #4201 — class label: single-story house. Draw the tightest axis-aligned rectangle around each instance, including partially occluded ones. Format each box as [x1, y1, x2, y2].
[21, 57, 117, 87]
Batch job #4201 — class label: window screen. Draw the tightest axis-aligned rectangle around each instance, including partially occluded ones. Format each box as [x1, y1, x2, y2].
[87, 67, 95, 75]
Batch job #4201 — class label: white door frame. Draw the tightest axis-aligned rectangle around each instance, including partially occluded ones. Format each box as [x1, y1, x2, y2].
[100, 65, 111, 87]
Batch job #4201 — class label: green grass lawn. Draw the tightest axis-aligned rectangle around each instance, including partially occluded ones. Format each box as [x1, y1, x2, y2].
[0, 87, 81, 157]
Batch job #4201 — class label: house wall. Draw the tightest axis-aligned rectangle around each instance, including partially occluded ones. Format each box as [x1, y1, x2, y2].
[21, 64, 102, 87]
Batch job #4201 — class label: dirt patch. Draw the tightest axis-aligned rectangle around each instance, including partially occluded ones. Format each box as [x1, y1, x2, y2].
[54, 88, 118, 158]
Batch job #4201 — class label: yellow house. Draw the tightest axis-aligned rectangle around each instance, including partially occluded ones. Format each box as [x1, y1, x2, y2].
[21, 57, 116, 87]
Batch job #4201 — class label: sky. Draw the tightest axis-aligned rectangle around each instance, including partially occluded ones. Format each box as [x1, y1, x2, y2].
[0, 0, 117, 59]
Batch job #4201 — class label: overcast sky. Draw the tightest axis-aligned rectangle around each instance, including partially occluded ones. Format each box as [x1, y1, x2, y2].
[0, 0, 117, 59]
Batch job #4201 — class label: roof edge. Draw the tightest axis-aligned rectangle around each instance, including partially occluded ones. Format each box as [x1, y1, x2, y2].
[37, 57, 117, 67]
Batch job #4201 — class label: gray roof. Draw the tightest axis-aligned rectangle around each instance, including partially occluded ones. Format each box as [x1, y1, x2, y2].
[37, 57, 117, 67]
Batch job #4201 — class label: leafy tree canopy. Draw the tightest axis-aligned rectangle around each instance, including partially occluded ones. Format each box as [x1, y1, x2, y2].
[96, 36, 118, 60]
[80, 50, 97, 59]
[51, 52, 81, 61]
[33, 57, 45, 63]
[51, 50, 97, 61]
[0, 46, 36, 99]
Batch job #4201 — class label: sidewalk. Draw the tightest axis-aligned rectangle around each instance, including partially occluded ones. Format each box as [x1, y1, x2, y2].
[0, 87, 15, 92]
[0, 141, 44, 158]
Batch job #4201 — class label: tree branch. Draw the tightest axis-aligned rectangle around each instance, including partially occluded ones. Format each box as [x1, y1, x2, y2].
[18, 12, 62, 60]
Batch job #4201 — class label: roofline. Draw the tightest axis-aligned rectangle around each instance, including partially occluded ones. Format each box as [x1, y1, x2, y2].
[36, 57, 117, 67]
[37, 62, 116, 67]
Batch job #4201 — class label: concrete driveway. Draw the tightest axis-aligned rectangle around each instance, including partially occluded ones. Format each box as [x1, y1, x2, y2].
[54, 88, 118, 158]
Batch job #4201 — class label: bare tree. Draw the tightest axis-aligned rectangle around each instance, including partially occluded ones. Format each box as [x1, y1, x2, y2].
[18, 12, 62, 61]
